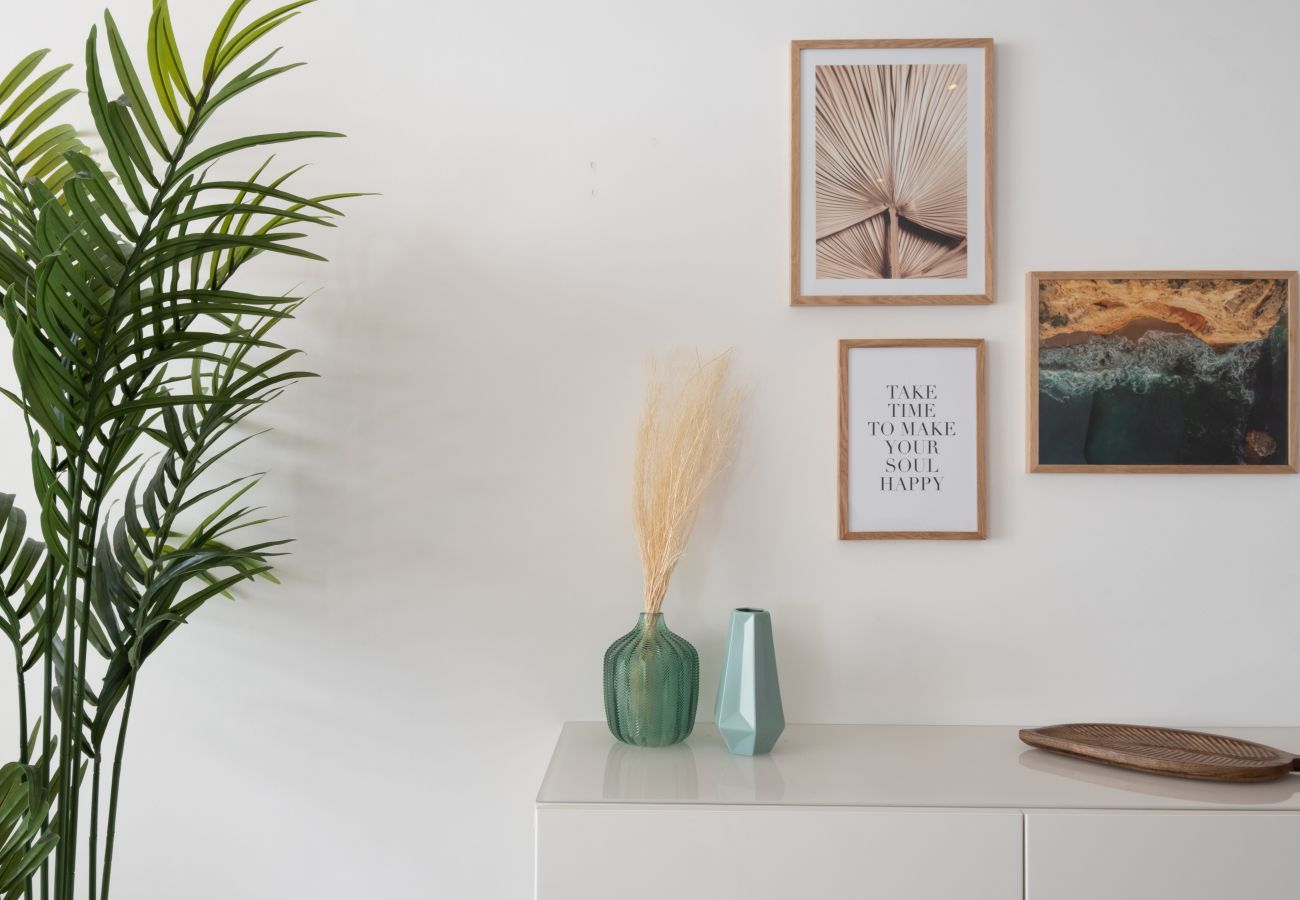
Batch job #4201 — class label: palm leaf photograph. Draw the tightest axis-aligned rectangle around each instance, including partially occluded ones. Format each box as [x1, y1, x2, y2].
[791, 39, 992, 305]
[814, 63, 967, 280]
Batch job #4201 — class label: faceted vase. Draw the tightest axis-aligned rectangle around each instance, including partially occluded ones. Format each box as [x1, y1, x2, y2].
[603, 613, 699, 747]
[714, 607, 785, 755]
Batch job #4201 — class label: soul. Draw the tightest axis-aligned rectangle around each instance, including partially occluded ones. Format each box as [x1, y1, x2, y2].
[884, 456, 939, 473]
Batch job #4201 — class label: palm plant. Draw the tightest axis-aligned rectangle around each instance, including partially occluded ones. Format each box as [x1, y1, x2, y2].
[0, 2, 355, 897]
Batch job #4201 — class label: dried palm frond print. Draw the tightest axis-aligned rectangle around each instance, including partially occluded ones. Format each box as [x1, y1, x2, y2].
[815, 64, 968, 279]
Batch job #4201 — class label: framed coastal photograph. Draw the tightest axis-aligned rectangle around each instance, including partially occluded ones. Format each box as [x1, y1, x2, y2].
[1028, 271, 1299, 473]
[839, 340, 987, 539]
[792, 39, 994, 306]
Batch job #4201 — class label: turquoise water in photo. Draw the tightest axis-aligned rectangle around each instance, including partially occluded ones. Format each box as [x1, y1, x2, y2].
[1038, 322, 1289, 466]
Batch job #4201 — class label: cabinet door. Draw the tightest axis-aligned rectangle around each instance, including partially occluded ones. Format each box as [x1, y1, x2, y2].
[536, 805, 1022, 900]
[1025, 811, 1300, 900]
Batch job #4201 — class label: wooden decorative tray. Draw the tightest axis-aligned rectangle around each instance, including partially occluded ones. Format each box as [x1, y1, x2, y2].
[1019, 723, 1300, 783]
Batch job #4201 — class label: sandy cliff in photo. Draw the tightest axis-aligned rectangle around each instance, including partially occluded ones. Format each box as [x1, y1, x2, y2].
[1038, 278, 1288, 351]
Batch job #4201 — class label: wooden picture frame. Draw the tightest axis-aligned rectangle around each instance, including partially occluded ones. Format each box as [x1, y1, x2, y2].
[1027, 271, 1299, 473]
[839, 339, 987, 540]
[792, 39, 994, 306]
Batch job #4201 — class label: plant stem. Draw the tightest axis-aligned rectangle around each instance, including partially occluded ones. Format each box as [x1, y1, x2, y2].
[11, 624, 26, 763]
[39, 545, 54, 900]
[98, 680, 133, 900]
[54, 460, 87, 900]
[87, 753, 100, 900]
[15, 636, 28, 900]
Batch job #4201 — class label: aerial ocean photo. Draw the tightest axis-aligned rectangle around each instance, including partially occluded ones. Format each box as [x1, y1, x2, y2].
[1036, 277, 1291, 467]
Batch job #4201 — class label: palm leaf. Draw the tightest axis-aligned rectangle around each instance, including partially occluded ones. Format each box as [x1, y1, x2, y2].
[0, 66, 72, 131]
[0, 5, 358, 898]
[0, 48, 83, 298]
[90, 360, 296, 747]
[213, 0, 316, 78]
[814, 63, 967, 279]
[0, 496, 50, 673]
[146, 0, 192, 132]
[0, 52, 51, 106]
[103, 11, 169, 160]
[0, 762, 57, 899]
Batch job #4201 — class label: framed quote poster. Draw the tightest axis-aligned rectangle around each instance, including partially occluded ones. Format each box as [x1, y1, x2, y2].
[792, 39, 994, 306]
[1028, 271, 1298, 473]
[839, 339, 987, 539]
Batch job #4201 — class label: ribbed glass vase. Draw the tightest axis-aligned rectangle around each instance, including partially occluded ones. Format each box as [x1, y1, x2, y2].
[603, 613, 699, 747]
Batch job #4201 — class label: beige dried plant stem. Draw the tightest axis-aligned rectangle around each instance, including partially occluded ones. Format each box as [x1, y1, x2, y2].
[633, 352, 741, 615]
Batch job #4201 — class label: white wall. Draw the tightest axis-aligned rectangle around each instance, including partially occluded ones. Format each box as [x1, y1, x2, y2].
[4, 0, 1300, 896]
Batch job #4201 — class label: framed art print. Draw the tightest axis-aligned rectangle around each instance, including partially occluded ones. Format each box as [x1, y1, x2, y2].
[839, 340, 987, 539]
[792, 39, 994, 306]
[1028, 271, 1299, 473]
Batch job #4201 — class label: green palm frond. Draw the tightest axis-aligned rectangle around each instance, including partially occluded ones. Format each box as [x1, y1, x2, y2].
[0, 2, 358, 897]
[0, 762, 57, 900]
[0, 496, 47, 668]
[0, 49, 86, 298]
[0, 496, 58, 788]
[0, 497, 66, 720]
[88, 313, 304, 749]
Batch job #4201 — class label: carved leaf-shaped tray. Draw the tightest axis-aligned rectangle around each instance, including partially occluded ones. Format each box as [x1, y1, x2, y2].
[1020, 723, 1300, 782]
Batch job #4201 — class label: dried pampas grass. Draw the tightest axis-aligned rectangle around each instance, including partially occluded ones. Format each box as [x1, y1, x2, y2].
[633, 351, 741, 615]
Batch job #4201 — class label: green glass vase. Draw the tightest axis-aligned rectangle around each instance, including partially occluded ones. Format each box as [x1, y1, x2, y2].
[603, 613, 699, 747]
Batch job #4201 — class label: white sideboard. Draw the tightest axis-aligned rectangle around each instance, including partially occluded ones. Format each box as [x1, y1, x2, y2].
[535, 722, 1300, 900]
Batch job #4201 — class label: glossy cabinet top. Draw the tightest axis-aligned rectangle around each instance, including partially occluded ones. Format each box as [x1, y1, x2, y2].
[537, 722, 1300, 811]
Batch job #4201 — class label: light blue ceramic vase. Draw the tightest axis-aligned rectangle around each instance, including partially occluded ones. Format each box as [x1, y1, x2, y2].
[714, 607, 785, 755]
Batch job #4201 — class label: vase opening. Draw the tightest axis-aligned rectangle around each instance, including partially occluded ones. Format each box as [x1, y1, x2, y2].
[735, 607, 766, 614]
